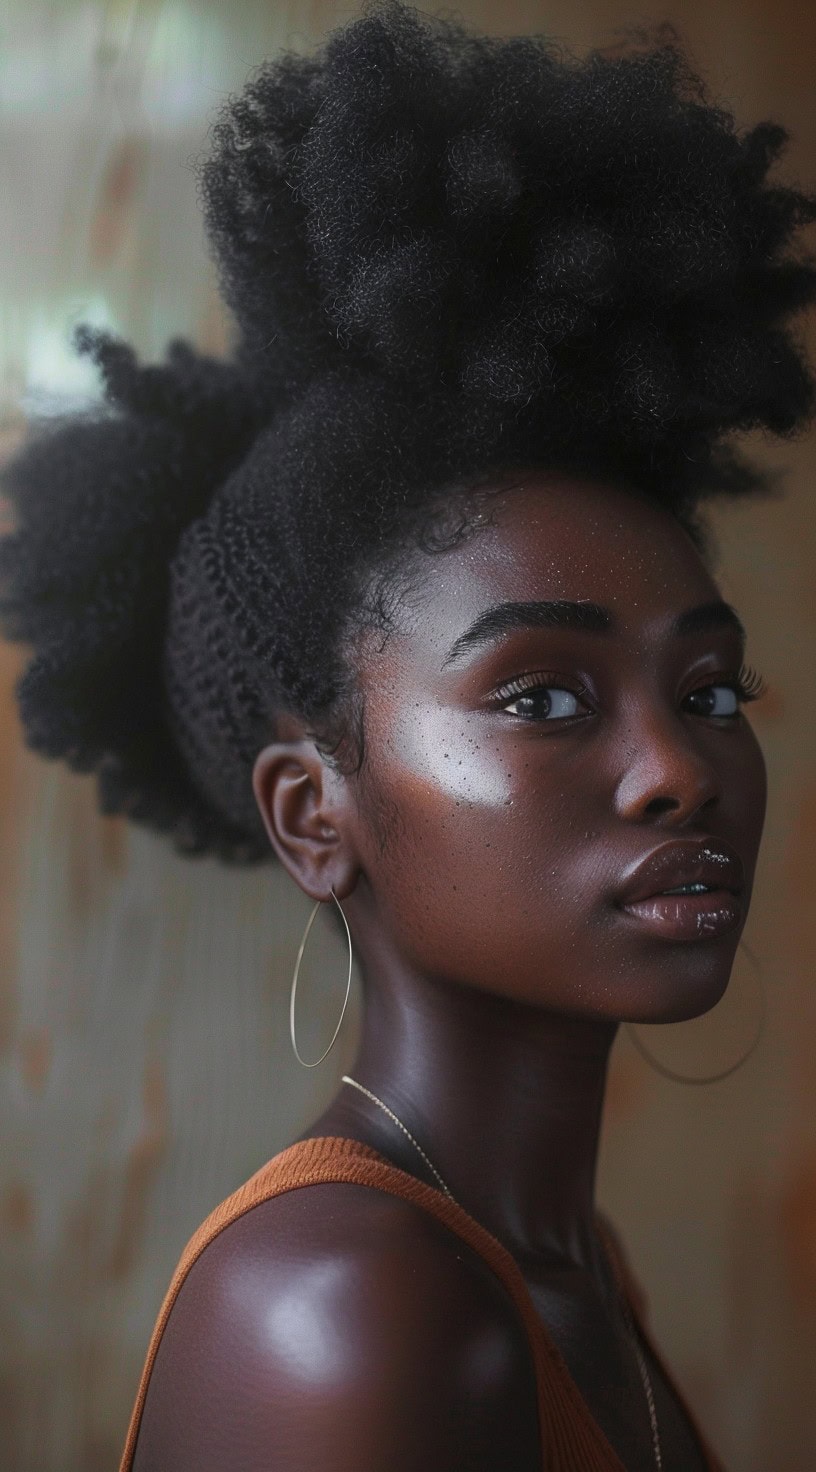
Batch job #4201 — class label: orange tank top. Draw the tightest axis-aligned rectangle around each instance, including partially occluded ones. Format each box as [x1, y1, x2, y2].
[119, 1134, 727, 1472]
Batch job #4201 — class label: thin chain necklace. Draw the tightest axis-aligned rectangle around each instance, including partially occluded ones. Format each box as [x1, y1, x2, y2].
[341, 1072, 663, 1471]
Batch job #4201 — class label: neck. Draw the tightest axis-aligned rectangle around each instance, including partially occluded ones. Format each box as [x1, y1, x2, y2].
[333, 929, 618, 1273]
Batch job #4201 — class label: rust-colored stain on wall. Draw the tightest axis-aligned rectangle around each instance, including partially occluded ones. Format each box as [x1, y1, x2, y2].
[19, 1028, 52, 1096]
[605, 1053, 649, 1124]
[783, 779, 816, 928]
[2, 1180, 35, 1237]
[779, 1149, 816, 1312]
[89, 139, 148, 266]
[748, 679, 785, 723]
[782, 779, 816, 1106]
[107, 1058, 169, 1281]
[0, 640, 25, 1052]
[100, 814, 127, 878]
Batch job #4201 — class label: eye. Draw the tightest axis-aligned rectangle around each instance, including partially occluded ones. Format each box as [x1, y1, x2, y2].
[685, 684, 740, 717]
[684, 665, 767, 718]
[495, 673, 592, 721]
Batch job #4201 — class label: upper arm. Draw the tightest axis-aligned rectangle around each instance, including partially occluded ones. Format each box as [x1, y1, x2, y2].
[131, 1182, 541, 1472]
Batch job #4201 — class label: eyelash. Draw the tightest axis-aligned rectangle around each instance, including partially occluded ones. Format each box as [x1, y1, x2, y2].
[493, 664, 768, 717]
[727, 665, 767, 702]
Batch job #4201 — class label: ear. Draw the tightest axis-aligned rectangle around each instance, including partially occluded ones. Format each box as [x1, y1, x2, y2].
[252, 729, 359, 902]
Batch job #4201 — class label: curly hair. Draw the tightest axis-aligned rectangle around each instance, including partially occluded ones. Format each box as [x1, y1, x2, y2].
[2, 0, 815, 864]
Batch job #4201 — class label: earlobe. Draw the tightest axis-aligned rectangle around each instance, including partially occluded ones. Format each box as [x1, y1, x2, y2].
[252, 740, 355, 899]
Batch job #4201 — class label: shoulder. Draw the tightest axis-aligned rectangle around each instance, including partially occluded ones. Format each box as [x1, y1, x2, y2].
[131, 1178, 541, 1472]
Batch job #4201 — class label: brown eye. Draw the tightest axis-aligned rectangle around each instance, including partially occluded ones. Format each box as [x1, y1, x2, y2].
[501, 685, 588, 720]
[684, 666, 767, 718]
[685, 684, 741, 717]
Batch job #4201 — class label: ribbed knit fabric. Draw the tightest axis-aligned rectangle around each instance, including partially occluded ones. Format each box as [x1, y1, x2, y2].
[119, 1135, 727, 1471]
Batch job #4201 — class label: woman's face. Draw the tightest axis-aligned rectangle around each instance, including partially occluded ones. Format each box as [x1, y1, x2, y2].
[349, 473, 767, 1024]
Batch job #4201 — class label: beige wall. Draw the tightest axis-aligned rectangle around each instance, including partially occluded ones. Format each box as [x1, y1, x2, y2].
[1, 2, 815, 1468]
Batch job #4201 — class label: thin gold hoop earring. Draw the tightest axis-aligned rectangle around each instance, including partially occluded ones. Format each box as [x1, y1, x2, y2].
[289, 887, 353, 1068]
[624, 937, 767, 1085]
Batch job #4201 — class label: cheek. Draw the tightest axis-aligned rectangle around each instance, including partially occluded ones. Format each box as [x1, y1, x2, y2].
[357, 702, 593, 960]
[384, 703, 514, 809]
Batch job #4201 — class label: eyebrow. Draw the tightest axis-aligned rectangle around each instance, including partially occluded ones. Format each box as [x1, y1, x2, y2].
[440, 598, 747, 668]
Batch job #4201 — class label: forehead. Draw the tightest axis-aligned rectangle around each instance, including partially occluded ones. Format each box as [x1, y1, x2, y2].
[395, 474, 719, 649]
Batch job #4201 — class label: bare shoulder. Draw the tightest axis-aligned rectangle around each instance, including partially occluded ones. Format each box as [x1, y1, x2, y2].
[132, 1179, 540, 1472]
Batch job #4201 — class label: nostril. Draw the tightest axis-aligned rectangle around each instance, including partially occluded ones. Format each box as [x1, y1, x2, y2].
[643, 795, 680, 817]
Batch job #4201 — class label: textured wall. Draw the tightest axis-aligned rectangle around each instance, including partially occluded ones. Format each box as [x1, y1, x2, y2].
[1, 2, 814, 1469]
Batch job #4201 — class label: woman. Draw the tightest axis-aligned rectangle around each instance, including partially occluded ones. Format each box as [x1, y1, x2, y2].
[2, 4, 814, 1468]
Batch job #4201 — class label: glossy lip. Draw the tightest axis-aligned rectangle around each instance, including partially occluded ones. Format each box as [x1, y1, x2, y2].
[614, 838, 745, 906]
[617, 889, 743, 942]
[613, 838, 745, 943]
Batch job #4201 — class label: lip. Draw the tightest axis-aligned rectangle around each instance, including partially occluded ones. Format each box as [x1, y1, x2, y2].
[614, 838, 745, 943]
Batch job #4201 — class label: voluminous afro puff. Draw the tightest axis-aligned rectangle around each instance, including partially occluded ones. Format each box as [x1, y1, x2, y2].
[2, 1, 816, 863]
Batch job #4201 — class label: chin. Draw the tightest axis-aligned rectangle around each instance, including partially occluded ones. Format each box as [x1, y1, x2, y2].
[625, 934, 740, 1025]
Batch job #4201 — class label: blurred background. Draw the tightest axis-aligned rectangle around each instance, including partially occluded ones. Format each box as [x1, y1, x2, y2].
[1, 2, 815, 1468]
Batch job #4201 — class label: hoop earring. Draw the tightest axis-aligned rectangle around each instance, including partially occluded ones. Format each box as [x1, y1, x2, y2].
[289, 887, 353, 1068]
[624, 937, 767, 1085]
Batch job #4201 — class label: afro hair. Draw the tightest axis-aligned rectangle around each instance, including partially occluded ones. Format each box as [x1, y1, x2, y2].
[2, 0, 815, 863]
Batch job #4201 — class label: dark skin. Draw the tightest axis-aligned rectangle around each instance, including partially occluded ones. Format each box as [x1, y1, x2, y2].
[132, 474, 766, 1471]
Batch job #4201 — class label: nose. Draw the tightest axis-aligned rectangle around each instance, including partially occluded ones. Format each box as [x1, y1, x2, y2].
[613, 706, 721, 825]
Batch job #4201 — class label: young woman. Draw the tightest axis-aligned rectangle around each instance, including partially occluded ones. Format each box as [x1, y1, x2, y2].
[2, 4, 814, 1468]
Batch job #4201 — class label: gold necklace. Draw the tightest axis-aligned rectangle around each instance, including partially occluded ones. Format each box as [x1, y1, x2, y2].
[341, 1073, 663, 1471]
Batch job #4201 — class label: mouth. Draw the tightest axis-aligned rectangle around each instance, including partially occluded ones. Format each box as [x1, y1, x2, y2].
[614, 840, 745, 942]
